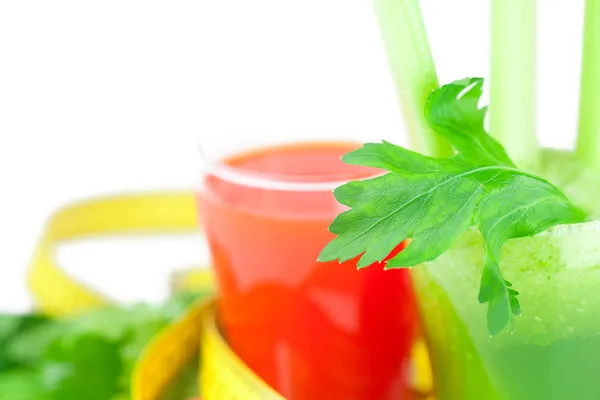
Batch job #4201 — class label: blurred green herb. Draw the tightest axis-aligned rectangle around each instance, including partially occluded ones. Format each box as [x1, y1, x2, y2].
[0, 290, 208, 400]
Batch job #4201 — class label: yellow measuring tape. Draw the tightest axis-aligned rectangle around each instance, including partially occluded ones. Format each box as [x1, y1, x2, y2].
[28, 192, 199, 315]
[27, 191, 433, 400]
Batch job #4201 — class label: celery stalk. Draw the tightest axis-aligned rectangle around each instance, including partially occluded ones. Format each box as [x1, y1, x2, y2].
[575, 0, 600, 170]
[490, 0, 539, 170]
[373, 0, 453, 158]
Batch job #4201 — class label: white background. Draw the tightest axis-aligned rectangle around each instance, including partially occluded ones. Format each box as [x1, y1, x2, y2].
[0, 1, 585, 312]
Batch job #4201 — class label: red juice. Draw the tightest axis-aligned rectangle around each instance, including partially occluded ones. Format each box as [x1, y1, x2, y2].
[197, 142, 418, 399]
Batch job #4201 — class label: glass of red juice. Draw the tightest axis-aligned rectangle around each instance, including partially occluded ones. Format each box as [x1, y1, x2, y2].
[197, 135, 418, 399]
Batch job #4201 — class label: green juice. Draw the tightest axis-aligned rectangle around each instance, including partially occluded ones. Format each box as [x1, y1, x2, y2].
[413, 218, 600, 399]
[411, 150, 600, 399]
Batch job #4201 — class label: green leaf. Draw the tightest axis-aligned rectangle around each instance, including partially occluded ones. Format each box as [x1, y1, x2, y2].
[0, 292, 209, 400]
[425, 77, 514, 166]
[52, 293, 204, 398]
[0, 314, 56, 371]
[40, 334, 123, 400]
[0, 369, 49, 400]
[61, 303, 172, 394]
[319, 78, 587, 335]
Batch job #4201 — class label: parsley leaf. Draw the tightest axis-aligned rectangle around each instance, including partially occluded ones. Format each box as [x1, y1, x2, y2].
[41, 334, 123, 400]
[319, 77, 587, 335]
[0, 315, 57, 371]
[0, 290, 208, 400]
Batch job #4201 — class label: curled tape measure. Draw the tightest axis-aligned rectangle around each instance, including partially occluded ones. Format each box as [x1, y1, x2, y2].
[199, 305, 285, 400]
[27, 191, 433, 400]
[28, 192, 199, 316]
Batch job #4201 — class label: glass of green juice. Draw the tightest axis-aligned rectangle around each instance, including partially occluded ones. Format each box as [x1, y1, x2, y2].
[411, 152, 600, 400]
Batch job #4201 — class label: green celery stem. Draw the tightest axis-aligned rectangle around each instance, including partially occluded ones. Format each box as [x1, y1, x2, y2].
[576, 0, 600, 170]
[490, 0, 540, 170]
[373, 0, 453, 158]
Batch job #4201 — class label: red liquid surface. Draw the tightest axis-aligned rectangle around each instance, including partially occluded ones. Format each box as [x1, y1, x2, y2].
[198, 142, 418, 399]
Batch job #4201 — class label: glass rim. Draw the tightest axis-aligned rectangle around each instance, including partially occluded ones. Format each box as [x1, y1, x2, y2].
[459, 219, 600, 239]
[198, 140, 385, 192]
[198, 143, 597, 232]
[458, 218, 600, 239]
[542, 218, 600, 236]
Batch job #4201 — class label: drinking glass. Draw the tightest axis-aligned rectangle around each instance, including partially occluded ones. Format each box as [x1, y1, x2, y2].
[196, 132, 419, 399]
[411, 150, 600, 400]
